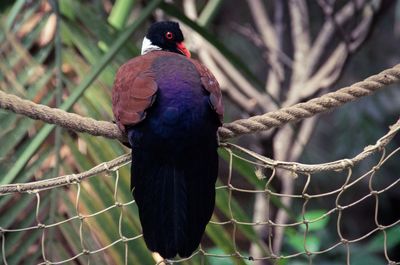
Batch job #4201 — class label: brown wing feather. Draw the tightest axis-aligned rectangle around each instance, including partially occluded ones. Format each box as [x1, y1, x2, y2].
[112, 52, 224, 133]
[112, 54, 158, 133]
[190, 59, 224, 122]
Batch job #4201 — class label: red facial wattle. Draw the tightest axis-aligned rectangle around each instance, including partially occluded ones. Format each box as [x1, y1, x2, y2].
[176, 42, 191, 58]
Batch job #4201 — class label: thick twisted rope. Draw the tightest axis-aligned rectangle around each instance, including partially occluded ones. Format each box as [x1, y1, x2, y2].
[0, 64, 399, 142]
[0, 154, 131, 194]
[219, 64, 400, 138]
[1, 118, 398, 194]
[223, 118, 400, 173]
[0, 64, 399, 194]
[0, 91, 127, 142]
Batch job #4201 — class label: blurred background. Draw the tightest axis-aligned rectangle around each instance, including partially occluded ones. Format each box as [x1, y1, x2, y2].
[0, 0, 399, 264]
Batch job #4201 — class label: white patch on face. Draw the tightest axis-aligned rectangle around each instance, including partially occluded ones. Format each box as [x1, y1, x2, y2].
[141, 37, 162, 55]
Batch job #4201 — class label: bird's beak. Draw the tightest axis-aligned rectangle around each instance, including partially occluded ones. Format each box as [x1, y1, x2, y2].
[177, 42, 191, 58]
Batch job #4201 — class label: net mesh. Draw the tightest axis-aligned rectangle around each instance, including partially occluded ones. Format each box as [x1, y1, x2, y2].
[1, 119, 399, 265]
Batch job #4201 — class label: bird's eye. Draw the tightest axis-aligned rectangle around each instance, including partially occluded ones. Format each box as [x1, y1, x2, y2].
[165, 32, 174, 40]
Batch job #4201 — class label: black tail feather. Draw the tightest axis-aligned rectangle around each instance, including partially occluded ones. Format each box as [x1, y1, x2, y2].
[131, 143, 218, 259]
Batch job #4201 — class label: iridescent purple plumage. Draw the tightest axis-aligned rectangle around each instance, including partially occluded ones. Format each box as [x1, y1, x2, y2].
[112, 22, 223, 259]
[127, 56, 220, 258]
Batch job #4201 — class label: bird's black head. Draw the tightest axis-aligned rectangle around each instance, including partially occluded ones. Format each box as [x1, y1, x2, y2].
[142, 21, 191, 58]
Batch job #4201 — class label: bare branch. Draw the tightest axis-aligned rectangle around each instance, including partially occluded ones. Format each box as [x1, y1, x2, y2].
[199, 49, 258, 113]
[288, 0, 311, 86]
[289, 117, 318, 162]
[247, 0, 284, 95]
[348, 5, 375, 51]
[285, 43, 348, 106]
[207, 46, 273, 112]
[183, 0, 268, 113]
[306, 0, 368, 77]
[250, 192, 271, 264]
[272, 126, 295, 254]
[233, 24, 293, 68]
[182, 0, 197, 20]
[285, 1, 378, 106]
[272, 116, 317, 253]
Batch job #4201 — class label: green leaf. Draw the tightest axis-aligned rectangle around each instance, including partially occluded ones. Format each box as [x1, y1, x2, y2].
[0, 193, 34, 228]
[59, 0, 75, 20]
[286, 231, 320, 253]
[62, 134, 152, 264]
[207, 247, 251, 265]
[108, 0, 136, 30]
[4, 0, 32, 31]
[3, 192, 51, 264]
[351, 253, 385, 265]
[0, 0, 163, 185]
[298, 210, 330, 232]
[218, 148, 293, 217]
[0, 82, 54, 158]
[198, 0, 224, 27]
[364, 226, 400, 253]
[7, 230, 43, 265]
[206, 220, 248, 265]
[0, 148, 52, 210]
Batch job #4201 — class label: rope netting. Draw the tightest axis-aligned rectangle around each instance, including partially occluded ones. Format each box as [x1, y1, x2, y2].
[0, 54, 399, 264]
[1, 118, 399, 265]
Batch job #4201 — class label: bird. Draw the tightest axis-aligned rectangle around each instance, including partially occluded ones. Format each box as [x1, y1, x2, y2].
[112, 21, 223, 259]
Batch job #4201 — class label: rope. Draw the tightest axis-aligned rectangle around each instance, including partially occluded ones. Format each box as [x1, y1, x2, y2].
[0, 154, 131, 194]
[219, 64, 400, 139]
[0, 64, 399, 141]
[0, 118, 398, 195]
[0, 91, 127, 142]
[223, 118, 400, 173]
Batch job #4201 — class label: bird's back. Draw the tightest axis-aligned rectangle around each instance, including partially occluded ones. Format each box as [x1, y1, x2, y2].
[133, 53, 218, 148]
[121, 52, 220, 258]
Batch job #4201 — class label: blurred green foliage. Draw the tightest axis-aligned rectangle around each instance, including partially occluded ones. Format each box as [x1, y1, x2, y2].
[0, 0, 399, 264]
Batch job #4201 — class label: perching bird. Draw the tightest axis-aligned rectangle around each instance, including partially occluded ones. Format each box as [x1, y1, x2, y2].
[112, 21, 223, 259]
